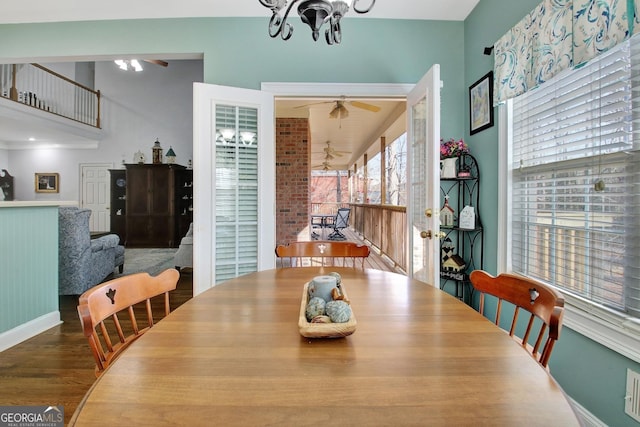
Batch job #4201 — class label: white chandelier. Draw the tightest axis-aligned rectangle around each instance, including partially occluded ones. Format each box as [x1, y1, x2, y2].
[258, 0, 375, 45]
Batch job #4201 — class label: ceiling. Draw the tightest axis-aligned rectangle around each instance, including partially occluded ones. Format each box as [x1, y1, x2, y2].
[0, 1, 480, 166]
[277, 97, 405, 171]
[0, 1, 481, 24]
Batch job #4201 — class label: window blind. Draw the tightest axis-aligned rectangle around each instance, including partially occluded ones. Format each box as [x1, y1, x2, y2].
[510, 34, 640, 316]
[215, 104, 259, 283]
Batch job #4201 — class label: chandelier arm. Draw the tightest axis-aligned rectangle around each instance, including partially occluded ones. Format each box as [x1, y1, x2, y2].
[352, 0, 375, 14]
[260, 0, 302, 40]
[325, 16, 341, 45]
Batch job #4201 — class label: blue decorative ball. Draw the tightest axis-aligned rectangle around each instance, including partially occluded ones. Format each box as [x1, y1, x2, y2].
[306, 297, 326, 321]
[326, 300, 351, 323]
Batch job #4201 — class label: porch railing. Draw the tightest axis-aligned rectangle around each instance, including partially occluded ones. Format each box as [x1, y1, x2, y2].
[0, 63, 101, 128]
[351, 203, 407, 272]
[311, 202, 349, 215]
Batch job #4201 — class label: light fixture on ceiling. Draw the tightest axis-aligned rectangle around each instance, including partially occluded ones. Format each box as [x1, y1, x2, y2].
[240, 131, 256, 145]
[114, 59, 143, 72]
[313, 160, 332, 171]
[218, 128, 236, 144]
[329, 101, 349, 119]
[259, 0, 375, 45]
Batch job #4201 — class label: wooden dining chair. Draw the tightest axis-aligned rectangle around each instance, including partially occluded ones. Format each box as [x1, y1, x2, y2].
[77, 268, 180, 376]
[275, 241, 370, 269]
[469, 270, 565, 368]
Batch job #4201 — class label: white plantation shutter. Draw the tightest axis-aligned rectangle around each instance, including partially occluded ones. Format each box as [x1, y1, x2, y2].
[215, 104, 259, 282]
[510, 34, 640, 316]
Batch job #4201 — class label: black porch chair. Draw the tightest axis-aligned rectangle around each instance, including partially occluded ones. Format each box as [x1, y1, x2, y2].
[328, 208, 350, 241]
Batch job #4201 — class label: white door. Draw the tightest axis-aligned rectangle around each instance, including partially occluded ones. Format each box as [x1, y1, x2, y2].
[193, 83, 275, 296]
[407, 65, 441, 286]
[80, 163, 111, 232]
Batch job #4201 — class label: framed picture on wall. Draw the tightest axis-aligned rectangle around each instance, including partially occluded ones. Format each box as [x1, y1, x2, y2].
[469, 71, 494, 135]
[35, 172, 59, 193]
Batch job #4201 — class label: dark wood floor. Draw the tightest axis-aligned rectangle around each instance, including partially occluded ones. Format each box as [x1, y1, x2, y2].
[0, 269, 194, 425]
[0, 231, 398, 425]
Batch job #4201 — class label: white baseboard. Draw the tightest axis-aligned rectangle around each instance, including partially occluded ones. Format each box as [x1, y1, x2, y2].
[0, 311, 61, 352]
[569, 396, 607, 427]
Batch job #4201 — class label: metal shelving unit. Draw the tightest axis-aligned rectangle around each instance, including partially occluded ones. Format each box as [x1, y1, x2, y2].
[439, 154, 484, 303]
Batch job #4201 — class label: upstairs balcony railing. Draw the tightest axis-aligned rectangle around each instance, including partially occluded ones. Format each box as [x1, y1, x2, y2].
[0, 63, 101, 128]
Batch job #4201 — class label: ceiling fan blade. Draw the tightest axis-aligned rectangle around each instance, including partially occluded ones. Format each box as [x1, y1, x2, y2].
[143, 59, 168, 67]
[349, 100, 381, 112]
[294, 101, 332, 109]
[312, 164, 332, 170]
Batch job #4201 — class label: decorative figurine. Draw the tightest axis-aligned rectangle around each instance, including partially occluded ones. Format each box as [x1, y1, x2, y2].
[441, 237, 466, 273]
[165, 146, 176, 164]
[440, 195, 455, 227]
[133, 150, 145, 164]
[152, 139, 163, 164]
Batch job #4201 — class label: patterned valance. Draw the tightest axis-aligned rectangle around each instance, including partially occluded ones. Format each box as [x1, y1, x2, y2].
[494, 0, 638, 104]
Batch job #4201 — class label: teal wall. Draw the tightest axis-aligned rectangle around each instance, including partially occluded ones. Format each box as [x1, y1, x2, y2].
[0, 206, 59, 333]
[465, 1, 640, 426]
[0, 17, 465, 138]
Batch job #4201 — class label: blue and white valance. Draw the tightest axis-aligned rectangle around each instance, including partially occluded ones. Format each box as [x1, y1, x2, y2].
[494, 0, 637, 104]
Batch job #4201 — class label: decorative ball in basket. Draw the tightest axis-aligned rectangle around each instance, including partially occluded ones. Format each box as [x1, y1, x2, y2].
[299, 273, 356, 338]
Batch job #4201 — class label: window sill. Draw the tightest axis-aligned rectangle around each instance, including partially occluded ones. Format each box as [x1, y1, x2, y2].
[561, 292, 640, 364]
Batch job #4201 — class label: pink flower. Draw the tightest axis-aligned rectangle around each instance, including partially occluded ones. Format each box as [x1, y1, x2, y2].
[440, 138, 469, 159]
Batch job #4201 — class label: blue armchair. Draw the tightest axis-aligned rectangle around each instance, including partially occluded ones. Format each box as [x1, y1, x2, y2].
[58, 207, 125, 295]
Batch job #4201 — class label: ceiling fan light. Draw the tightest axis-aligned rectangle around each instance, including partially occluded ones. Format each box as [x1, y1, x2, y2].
[130, 60, 143, 72]
[114, 59, 128, 71]
[329, 105, 348, 119]
[219, 128, 235, 142]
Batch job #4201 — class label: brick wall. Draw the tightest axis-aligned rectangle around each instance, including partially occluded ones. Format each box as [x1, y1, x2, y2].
[275, 118, 310, 244]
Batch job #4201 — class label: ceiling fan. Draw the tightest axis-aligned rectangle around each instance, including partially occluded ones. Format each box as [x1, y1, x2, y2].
[314, 141, 350, 158]
[297, 98, 381, 119]
[312, 161, 333, 171]
[329, 99, 380, 119]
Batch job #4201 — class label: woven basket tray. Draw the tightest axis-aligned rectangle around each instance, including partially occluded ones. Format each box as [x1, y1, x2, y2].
[298, 282, 357, 338]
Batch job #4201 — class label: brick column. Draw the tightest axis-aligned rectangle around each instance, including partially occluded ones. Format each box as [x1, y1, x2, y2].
[275, 118, 310, 244]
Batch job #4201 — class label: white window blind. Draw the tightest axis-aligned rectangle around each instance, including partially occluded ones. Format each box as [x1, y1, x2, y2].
[510, 34, 640, 317]
[215, 104, 259, 283]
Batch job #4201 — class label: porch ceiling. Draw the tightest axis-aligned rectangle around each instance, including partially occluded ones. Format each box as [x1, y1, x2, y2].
[276, 98, 406, 171]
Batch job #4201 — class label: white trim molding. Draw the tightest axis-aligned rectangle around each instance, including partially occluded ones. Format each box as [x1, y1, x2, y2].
[261, 82, 414, 99]
[563, 293, 640, 364]
[569, 396, 607, 427]
[0, 311, 61, 352]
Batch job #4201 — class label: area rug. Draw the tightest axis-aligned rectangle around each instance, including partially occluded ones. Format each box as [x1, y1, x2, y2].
[117, 248, 177, 277]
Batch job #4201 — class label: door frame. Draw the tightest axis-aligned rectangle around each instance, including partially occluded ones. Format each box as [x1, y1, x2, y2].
[262, 81, 421, 269]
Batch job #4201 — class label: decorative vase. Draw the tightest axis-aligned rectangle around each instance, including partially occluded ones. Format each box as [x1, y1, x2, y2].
[440, 157, 458, 178]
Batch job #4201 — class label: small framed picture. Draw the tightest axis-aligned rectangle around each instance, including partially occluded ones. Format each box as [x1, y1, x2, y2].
[35, 173, 59, 193]
[469, 71, 494, 135]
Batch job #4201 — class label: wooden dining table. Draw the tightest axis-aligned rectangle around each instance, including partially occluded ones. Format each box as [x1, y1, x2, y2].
[70, 267, 579, 426]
